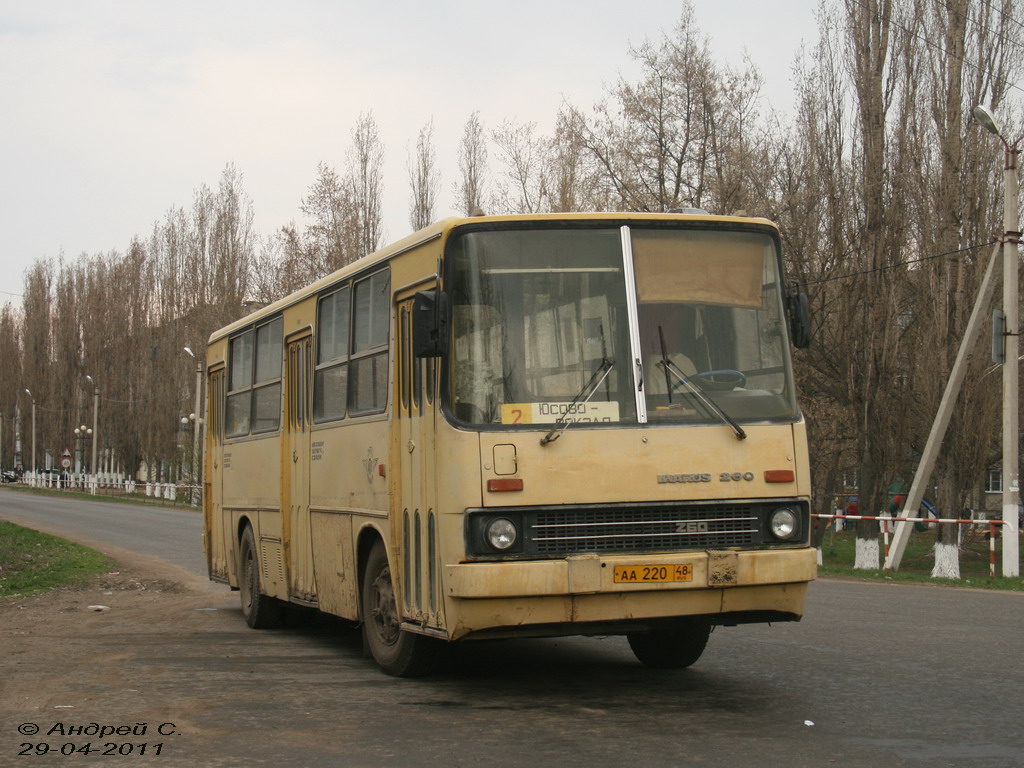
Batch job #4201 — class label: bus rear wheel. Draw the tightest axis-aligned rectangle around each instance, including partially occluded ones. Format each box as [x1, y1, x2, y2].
[239, 525, 284, 629]
[361, 541, 440, 677]
[627, 618, 711, 669]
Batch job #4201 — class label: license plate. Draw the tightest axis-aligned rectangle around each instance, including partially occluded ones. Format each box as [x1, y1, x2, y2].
[613, 564, 693, 583]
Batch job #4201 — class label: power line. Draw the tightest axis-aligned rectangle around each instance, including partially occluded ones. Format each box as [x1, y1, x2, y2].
[99, 394, 159, 405]
[976, 0, 1024, 36]
[942, 0, 1024, 59]
[801, 241, 992, 286]
[846, 0, 1024, 98]
[23, 394, 159, 410]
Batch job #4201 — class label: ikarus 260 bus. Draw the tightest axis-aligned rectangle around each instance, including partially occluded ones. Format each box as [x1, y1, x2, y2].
[202, 212, 815, 676]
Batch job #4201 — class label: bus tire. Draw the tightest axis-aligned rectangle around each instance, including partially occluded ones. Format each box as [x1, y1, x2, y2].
[627, 618, 711, 669]
[361, 540, 440, 677]
[238, 524, 284, 629]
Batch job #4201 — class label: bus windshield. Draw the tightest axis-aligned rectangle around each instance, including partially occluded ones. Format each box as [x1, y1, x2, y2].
[446, 224, 798, 428]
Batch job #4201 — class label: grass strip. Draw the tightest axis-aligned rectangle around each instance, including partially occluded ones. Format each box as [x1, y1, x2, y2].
[0, 521, 114, 600]
[0, 484, 196, 510]
[817, 528, 1024, 591]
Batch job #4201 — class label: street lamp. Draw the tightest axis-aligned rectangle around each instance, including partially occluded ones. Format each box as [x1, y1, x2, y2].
[85, 375, 99, 493]
[23, 389, 35, 476]
[0, 410, 9, 476]
[73, 424, 92, 474]
[974, 104, 1021, 578]
[183, 347, 203, 506]
[13, 401, 22, 472]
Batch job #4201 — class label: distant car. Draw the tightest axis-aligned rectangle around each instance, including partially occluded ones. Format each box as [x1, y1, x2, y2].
[2, 469, 20, 483]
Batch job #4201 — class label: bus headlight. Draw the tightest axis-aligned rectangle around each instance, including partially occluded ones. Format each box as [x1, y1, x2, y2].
[769, 507, 798, 541]
[486, 518, 518, 551]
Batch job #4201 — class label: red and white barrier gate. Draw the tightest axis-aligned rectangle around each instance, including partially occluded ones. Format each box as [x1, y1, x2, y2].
[811, 513, 1008, 578]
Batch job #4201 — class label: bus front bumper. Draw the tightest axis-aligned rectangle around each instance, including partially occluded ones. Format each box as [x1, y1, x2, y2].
[442, 547, 817, 640]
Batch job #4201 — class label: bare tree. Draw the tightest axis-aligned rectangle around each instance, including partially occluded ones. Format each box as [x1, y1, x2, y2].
[408, 119, 439, 231]
[347, 113, 385, 256]
[549, 106, 621, 212]
[901, 0, 1021, 577]
[209, 164, 256, 322]
[547, 108, 592, 212]
[775, 0, 1022, 574]
[455, 111, 490, 215]
[492, 119, 547, 213]
[0, 303, 22, 469]
[249, 233, 295, 305]
[19, 259, 55, 472]
[838, 0, 907, 568]
[299, 162, 353, 277]
[570, 4, 725, 213]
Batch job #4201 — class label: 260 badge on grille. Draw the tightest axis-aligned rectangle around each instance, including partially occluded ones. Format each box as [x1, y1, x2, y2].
[613, 563, 693, 583]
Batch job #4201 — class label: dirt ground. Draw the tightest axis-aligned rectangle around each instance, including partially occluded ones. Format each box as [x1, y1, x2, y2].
[0, 544, 264, 767]
[6, 534, 1022, 768]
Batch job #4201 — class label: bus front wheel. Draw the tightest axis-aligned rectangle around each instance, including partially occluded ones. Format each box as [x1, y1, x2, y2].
[361, 541, 440, 677]
[627, 618, 711, 669]
[238, 525, 284, 629]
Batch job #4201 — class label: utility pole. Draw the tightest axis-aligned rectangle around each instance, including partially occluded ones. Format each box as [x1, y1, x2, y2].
[184, 347, 203, 507]
[86, 375, 99, 495]
[885, 244, 1000, 571]
[14, 402, 22, 471]
[974, 105, 1021, 578]
[888, 107, 1021, 577]
[24, 389, 35, 476]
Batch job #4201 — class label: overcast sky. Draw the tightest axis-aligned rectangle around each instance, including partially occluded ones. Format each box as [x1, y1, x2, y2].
[0, 1, 818, 305]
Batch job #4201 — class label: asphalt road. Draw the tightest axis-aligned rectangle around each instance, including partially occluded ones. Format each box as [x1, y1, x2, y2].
[0, 488, 207, 574]
[2, 488, 1023, 768]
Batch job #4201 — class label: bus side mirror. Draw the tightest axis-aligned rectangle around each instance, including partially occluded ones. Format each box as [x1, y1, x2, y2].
[413, 290, 450, 358]
[787, 291, 811, 349]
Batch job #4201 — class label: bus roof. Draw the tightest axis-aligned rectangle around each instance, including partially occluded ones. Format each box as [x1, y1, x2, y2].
[207, 211, 779, 346]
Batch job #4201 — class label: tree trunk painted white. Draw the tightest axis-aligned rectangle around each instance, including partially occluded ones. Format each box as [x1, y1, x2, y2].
[816, 547, 823, 566]
[931, 542, 961, 579]
[854, 536, 880, 569]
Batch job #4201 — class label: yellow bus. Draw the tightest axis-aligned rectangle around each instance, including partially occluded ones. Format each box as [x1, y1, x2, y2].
[203, 212, 815, 676]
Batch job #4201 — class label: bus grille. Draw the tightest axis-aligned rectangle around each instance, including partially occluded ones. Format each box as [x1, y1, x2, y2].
[530, 505, 759, 555]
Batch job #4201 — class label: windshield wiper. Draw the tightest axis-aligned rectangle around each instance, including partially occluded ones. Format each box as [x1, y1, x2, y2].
[658, 357, 747, 441]
[540, 357, 615, 446]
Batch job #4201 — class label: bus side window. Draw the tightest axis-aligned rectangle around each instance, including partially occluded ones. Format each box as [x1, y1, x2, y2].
[314, 286, 351, 422]
[251, 317, 283, 433]
[400, 305, 411, 413]
[226, 330, 253, 437]
[425, 357, 435, 405]
[401, 303, 423, 414]
[412, 346, 422, 414]
[208, 368, 224, 442]
[349, 269, 390, 416]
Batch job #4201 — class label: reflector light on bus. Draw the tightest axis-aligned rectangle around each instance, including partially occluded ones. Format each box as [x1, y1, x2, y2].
[765, 470, 795, 483]
[487, 478, 524, 492]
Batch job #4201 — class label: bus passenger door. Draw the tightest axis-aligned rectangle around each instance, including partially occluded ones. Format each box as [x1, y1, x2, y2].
[285, 333, 315, 602]
[396, 296, 441, 627]
[205, 366, 228, 582]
